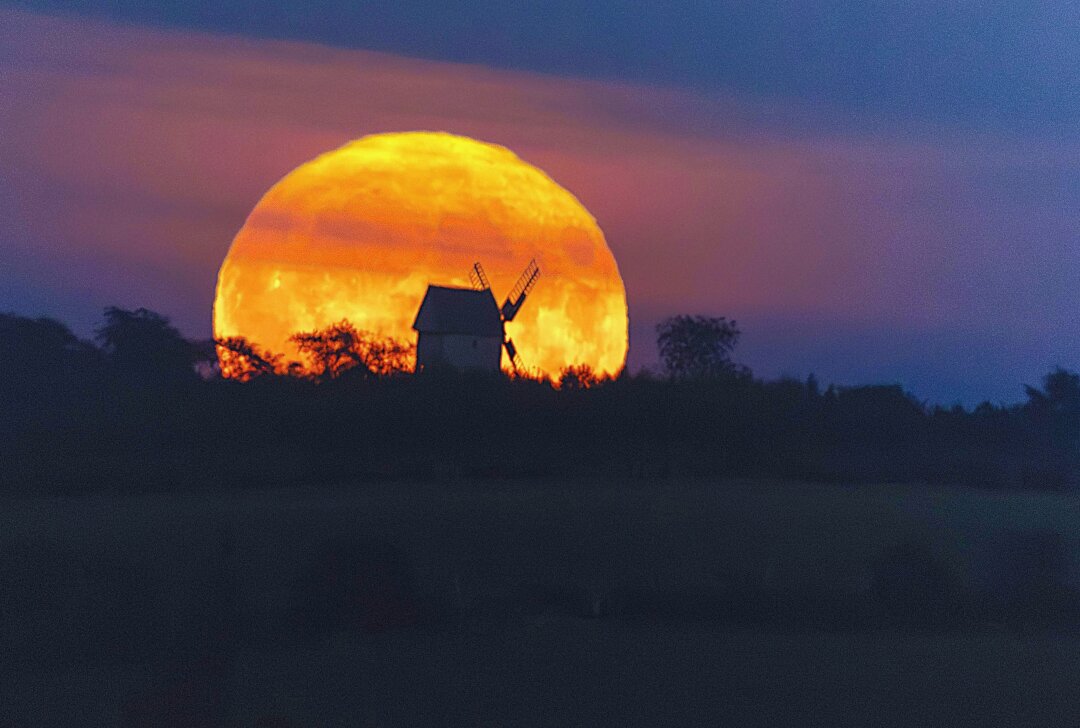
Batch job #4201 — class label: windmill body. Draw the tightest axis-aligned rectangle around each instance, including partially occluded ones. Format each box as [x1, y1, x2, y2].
[411, 259, 540, 374]
[412, 286, 503, 372]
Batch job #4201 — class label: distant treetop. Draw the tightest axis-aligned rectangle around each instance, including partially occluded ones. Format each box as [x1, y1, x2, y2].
[656, 315, 746, 381]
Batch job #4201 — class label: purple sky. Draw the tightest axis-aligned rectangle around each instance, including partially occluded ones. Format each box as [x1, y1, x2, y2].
[2, 6, 1079, 405]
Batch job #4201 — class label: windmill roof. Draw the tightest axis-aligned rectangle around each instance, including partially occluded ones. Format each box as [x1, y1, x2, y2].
[412, 285, 503, 337]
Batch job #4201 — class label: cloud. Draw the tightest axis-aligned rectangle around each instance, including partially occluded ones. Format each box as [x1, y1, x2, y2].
[2, 7, 1079, 404]
[8, 0, 1080, 134]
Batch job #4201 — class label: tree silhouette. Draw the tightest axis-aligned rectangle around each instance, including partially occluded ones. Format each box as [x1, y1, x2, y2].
[290, 320, 414, 381]
[656, 315, 744, 380]
[95, 307, 198, 381]
[214, 336, 282, 381]
[0, 313, 100, 400]
[1, 313, 97, 374]
[1025, 367, 1080, 455]
[358, 332, 415, 378]
[1026, 368, 1080, 417]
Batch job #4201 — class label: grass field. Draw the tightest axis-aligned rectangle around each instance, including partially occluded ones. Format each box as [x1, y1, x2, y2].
[2, 478, 1079, 726]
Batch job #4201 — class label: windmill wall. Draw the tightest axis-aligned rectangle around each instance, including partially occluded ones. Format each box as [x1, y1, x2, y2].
[416, 332, 502, 373]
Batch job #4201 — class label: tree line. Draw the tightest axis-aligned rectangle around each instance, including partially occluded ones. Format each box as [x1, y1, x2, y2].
[2, 307, 1078, 494]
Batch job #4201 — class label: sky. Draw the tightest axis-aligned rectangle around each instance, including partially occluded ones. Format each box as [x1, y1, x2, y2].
[2, 2, 1079, 404]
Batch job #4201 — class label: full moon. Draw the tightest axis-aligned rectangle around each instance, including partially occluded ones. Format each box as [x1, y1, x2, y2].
[213, 132, 628, 378]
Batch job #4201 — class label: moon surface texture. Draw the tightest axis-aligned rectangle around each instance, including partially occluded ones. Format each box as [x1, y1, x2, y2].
[213, 131, 628, 378]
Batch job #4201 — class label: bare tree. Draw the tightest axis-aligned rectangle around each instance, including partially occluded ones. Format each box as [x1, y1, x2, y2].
[214, 336, 282, 381]
[290, 320, 414, 381]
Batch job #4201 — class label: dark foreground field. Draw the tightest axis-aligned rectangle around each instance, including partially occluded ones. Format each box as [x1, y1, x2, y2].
[3, 478, 1080, 726]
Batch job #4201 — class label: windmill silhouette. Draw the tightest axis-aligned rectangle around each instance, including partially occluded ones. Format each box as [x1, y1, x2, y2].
[469, 259, 540, 373]
[412, 259, 540, 375]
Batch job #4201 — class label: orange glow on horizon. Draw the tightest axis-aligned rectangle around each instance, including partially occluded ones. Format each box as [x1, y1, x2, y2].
[213, 132, 628, 378]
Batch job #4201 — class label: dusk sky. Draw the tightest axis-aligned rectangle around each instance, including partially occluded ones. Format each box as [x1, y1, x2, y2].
[3, 2, 1079, 404]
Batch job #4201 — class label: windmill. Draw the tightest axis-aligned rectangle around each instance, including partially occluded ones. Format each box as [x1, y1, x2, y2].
[469, 259, 540, 373]
[412, 258, 541, 375]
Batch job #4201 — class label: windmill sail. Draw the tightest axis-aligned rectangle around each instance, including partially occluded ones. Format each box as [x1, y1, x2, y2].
[503, 336, 525, 373]
[500, 259, 540, 322]
[462, 258, 538, 374]
[469, 262, 491, 291]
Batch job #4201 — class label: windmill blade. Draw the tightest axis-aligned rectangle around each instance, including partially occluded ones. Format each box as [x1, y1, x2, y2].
[469, 262, 491, 291]
[500, 258, 540, 322]
[503, 336, 525, 373]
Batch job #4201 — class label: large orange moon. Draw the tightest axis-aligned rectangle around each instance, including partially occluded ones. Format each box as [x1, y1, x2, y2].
[213, 132, 628, 378]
